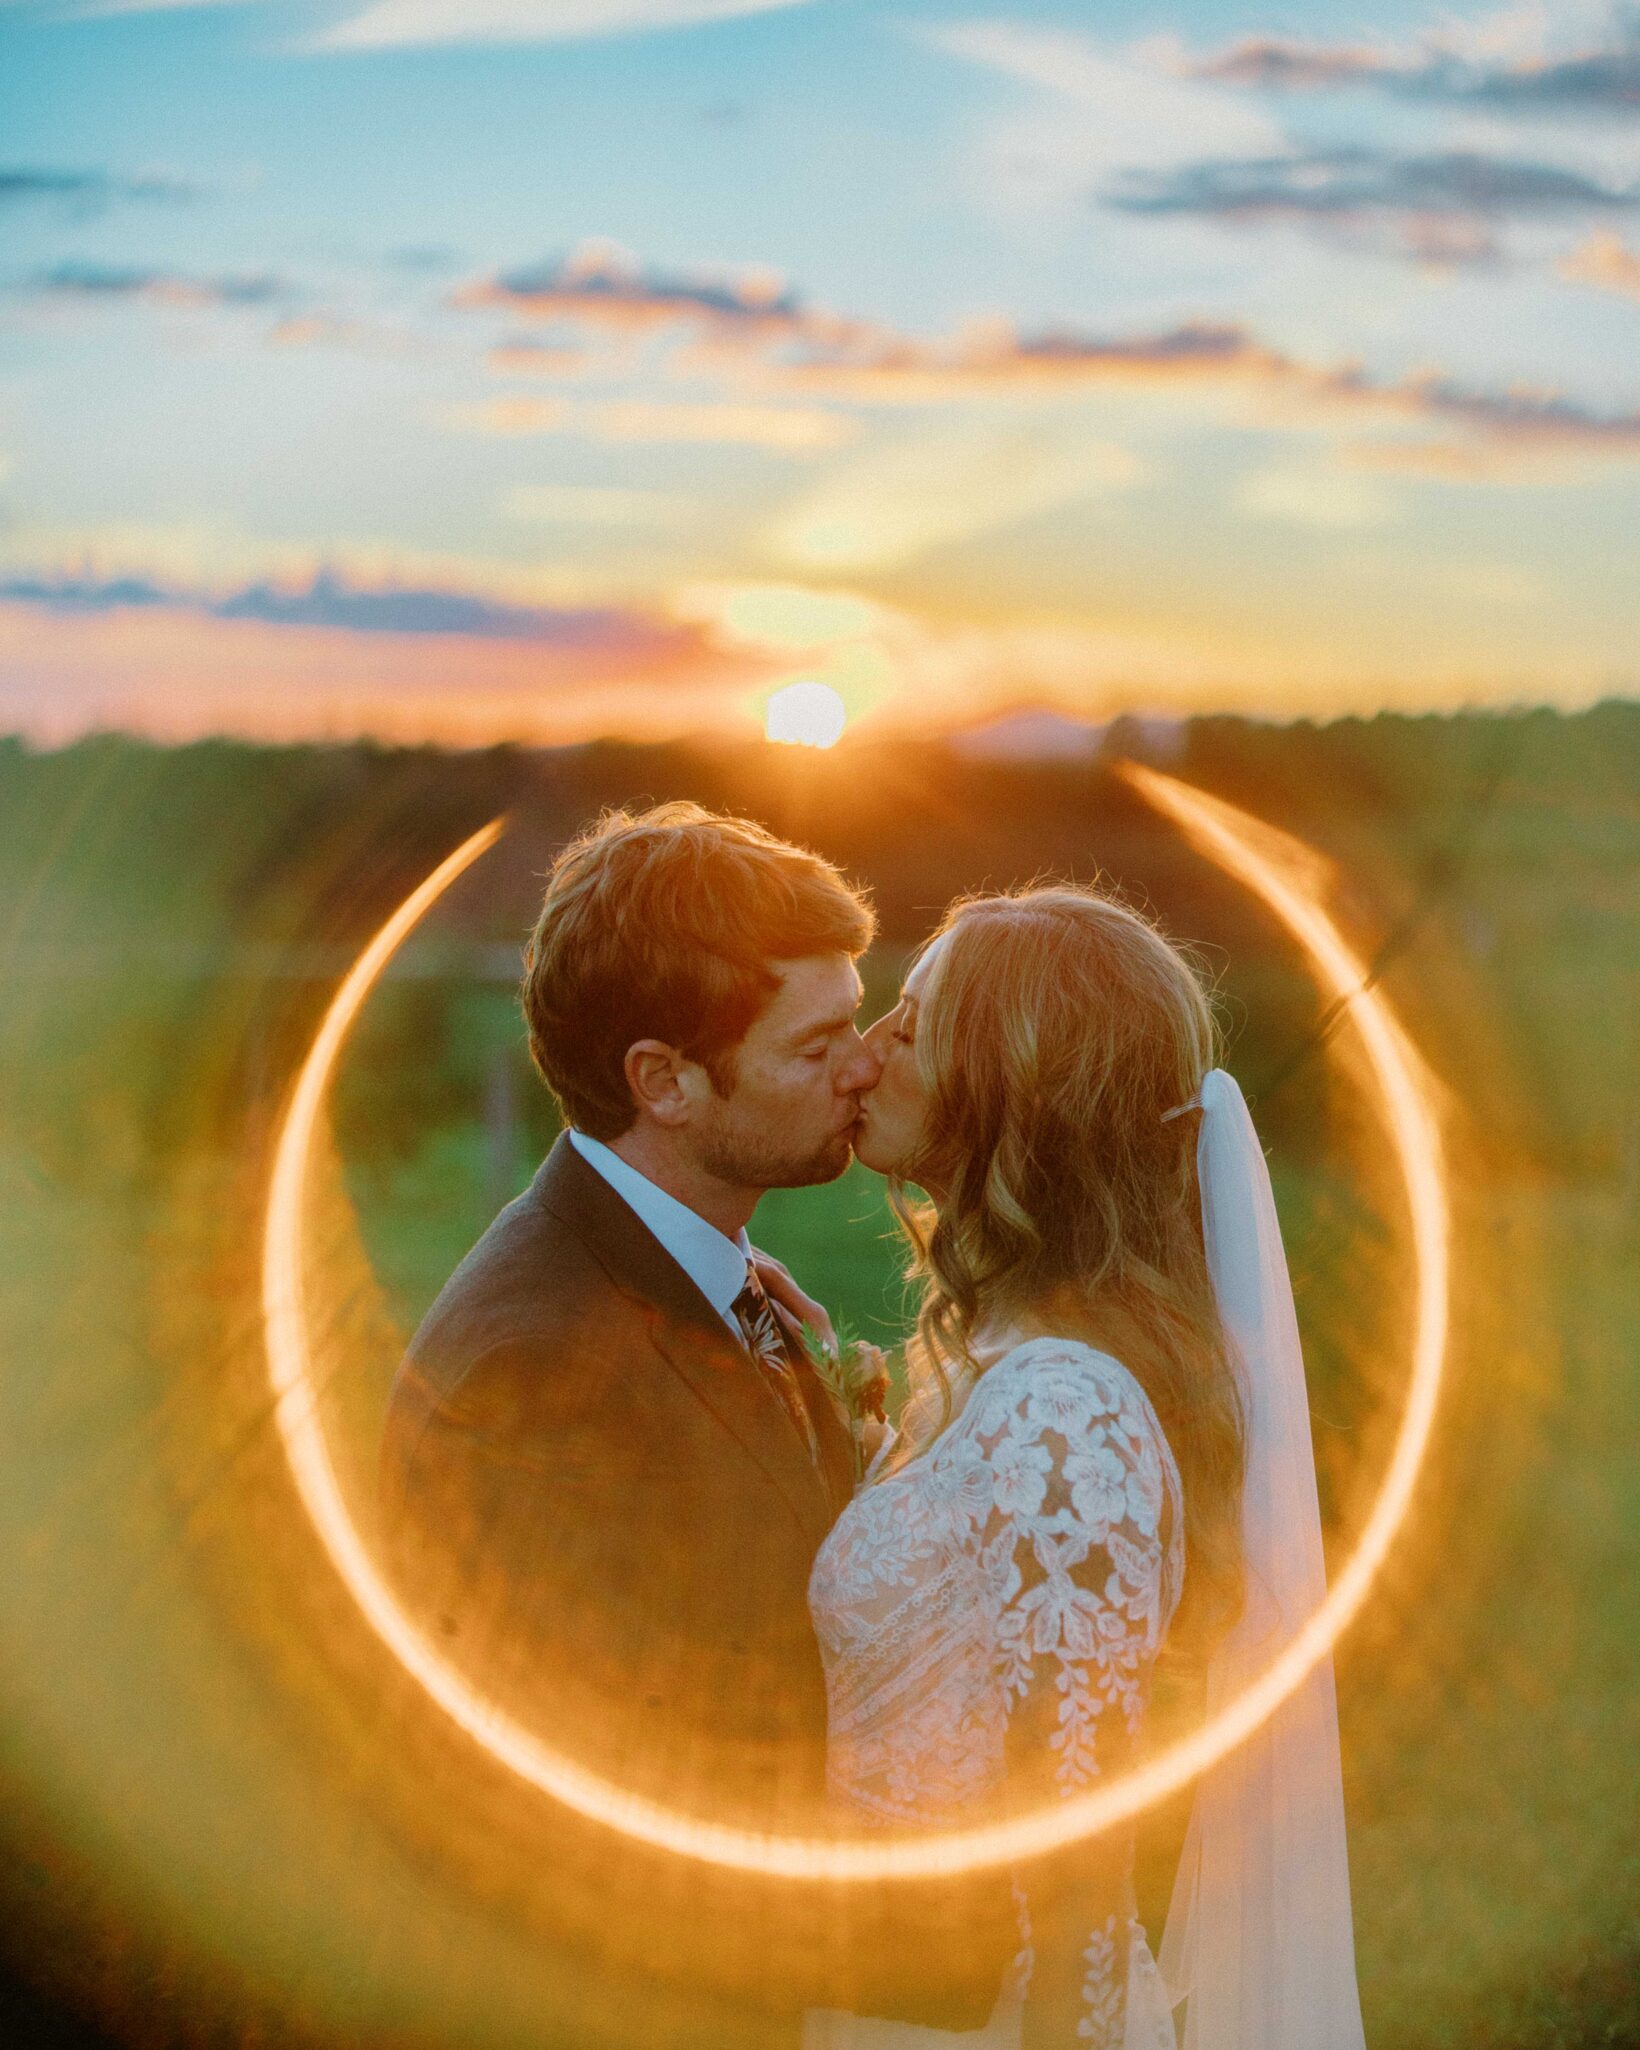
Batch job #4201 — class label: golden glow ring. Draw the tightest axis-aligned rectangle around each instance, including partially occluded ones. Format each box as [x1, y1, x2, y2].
[261, 773, 1448, 1880]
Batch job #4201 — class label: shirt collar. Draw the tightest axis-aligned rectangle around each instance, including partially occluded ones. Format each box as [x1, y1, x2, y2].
[567, 1130, 750, 1329]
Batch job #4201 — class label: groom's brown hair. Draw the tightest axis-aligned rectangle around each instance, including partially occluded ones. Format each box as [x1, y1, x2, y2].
[522, 801, 875, 1139]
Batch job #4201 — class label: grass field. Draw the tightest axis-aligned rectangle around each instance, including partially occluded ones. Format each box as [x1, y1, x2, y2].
[0, 709, 1635, 2050]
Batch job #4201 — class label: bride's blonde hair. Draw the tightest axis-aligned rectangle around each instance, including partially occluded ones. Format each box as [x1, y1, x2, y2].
[887, 884, 1245, 1648]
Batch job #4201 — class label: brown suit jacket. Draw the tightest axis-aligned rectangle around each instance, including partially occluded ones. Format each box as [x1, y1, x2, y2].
[381, 1132, 855, 1821]
[380, 1133, 1014, 2029]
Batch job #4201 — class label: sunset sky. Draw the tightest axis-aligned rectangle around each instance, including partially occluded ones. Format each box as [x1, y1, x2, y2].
[3, 0, 1638, 744]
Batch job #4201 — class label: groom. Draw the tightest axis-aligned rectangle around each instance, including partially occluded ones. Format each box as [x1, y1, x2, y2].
[380, 801, 874, 1828]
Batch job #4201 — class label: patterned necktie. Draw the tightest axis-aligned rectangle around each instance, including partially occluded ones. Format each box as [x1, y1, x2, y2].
[731, 1265, 822, 1468]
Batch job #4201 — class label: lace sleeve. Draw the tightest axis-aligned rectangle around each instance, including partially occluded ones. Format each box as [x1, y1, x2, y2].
[957, 1342, 1181, 2050]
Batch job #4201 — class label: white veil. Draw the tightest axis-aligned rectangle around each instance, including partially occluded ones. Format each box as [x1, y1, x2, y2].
[1157, 1067, 1368, 2050]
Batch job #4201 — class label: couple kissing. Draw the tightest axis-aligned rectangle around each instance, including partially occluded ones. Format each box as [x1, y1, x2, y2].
[380, 802, 1366, 2050]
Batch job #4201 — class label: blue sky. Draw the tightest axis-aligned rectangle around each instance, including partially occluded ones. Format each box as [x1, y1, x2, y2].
[2, 0, 1638, 742]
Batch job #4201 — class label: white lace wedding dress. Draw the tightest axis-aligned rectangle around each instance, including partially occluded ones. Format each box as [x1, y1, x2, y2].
[805, 1337, 1185, 2050]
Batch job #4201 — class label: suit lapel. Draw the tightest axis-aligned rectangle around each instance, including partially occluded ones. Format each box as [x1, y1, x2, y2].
[769, 1304, 860, 1520]
[532, 1136, 837, 1549]
[650, 1319, 835, 1549]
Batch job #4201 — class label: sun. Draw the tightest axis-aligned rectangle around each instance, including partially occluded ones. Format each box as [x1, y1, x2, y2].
[763, 679, 848, 748]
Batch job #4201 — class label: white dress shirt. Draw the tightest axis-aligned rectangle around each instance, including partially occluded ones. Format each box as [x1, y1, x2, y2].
[568, 1129, 751, 1339]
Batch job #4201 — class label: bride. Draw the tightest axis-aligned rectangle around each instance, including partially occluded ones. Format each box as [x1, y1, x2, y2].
[793, 885, 1367, 2050]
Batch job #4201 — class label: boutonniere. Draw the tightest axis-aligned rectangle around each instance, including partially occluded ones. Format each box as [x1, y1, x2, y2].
[745, 1252, 893, 1486]
[801, 1320, 891, 1484]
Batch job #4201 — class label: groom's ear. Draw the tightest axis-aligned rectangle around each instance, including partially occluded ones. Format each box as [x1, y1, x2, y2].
[623, 1038, 704, 1128]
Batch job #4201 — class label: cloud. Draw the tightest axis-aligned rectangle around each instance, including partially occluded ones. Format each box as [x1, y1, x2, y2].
[14, 262, 417, 352]
[1339, 378, 1640, 475]
[0, 166, 198, 214]
[447, 392, 852, 452]
[1177, 12, 1640, 118]
[771, 428, 1146, 572]
[1108, 146, 1640, 262]
[452, 240, 869, 350]
[917, 19, 1281, 154]
[313, 0, 815, 54]
[0, 565, 696, 649]
[456, 244, 1308, 406]
[1114, 148, 1635, 219]
[753, 318, 1297, 405]
[926, 15, 1640, 257]
[452, 243, 1640, 475]
[26, 263, 286, 309]
[1560, 225, 1640, 294]
[456, 242, 1296, 407]
[266, 310, 421, 352]
[779, 312, 1640, 475]
[0, 589, 775, 749]
[0, 573, 172, 613]
[914, 19, 1283, 209]
[1467, 42, 1640, 116]
[0, 548, 831, 746]
[488, 339, 598, 378]
[1374, 378, 1640, 453]
[678, 580, 894, 653]
[1181, 37, 1409, 92]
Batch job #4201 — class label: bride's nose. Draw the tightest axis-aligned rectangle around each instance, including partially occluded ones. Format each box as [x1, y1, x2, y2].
[860, 1011, 894, 1057]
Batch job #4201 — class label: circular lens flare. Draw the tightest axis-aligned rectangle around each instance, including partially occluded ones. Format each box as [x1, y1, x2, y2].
[261, 772, 1448, 1880]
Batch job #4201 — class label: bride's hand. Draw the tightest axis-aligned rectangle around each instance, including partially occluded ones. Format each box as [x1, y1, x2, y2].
[749, 1250, 837, 1358]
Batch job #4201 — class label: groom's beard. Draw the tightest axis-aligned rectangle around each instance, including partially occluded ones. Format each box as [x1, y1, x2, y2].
[698, 1109, 860, 1191]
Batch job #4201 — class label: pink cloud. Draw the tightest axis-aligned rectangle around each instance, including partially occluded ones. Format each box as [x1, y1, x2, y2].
[0, 582, 777, 747]
[1560, 228, 1640, 300]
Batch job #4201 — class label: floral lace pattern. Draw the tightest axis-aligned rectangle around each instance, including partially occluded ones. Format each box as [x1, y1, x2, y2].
[1077, 1917, 1122, 2045]
[809, 1338, 1184, 2044]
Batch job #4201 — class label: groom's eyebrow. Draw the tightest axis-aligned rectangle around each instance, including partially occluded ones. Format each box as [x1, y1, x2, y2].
[782, 979, 865, 1048]
[783, 1008, 860, 1048]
